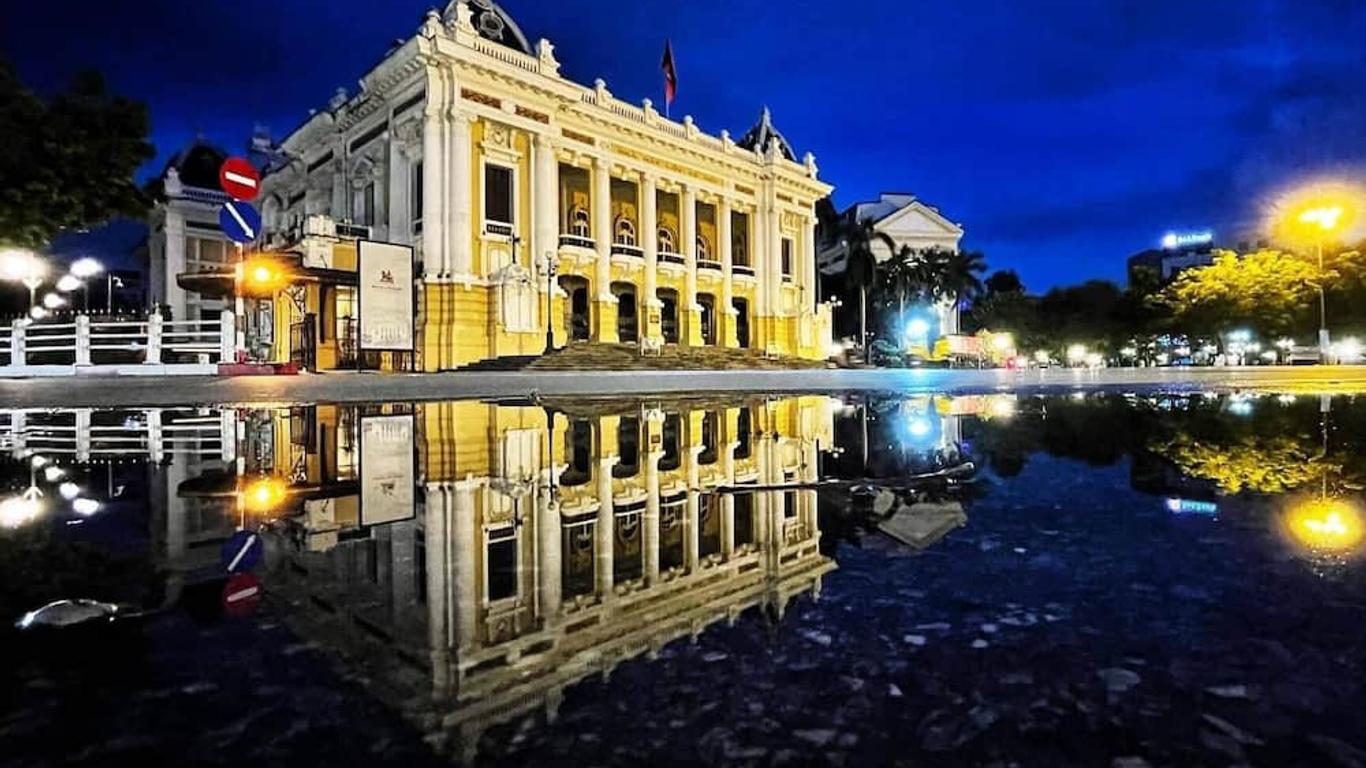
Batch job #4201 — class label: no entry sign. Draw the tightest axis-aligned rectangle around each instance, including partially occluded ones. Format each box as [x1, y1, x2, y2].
[222, 573, 262, 617]
[219, 157, 261, 202]
[219, 200, 261, 244]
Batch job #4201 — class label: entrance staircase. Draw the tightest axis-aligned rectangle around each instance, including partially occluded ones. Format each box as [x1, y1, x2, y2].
[456, 343, 829, 372]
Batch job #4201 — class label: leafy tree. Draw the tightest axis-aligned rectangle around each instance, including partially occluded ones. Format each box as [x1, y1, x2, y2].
[0, 59, 154, 249]
[1154, 250, 1318, 339]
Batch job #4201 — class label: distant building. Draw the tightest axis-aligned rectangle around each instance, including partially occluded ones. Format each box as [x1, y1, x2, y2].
[817, 192, 965, 338]
[146, 140, 235, 321]
[1127, 232, 1216, 288]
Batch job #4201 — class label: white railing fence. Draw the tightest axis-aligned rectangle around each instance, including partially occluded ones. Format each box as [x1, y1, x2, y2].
[1, 310, 235, 377]
[1, 408, 236, 464]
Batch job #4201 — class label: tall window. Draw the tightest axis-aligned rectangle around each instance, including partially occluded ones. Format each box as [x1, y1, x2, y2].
[614, 216, 637, 246]
[335, 287, 356, 346]
[731, 212, 750, 267]
[696, 235, 711, 262]
[411, 161, 423, 232]
[658, 226, 676, 254]
[781, 237, 794, 278]
[569, 206, 591, 238]
[484, 164, 514, 225]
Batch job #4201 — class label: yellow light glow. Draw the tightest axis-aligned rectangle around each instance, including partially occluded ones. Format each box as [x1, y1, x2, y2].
[252, 265, 273, 284]
[1269, 182, 1363, 246]
[1284, 498, 1365, 554]
[242, 477, 288, 514]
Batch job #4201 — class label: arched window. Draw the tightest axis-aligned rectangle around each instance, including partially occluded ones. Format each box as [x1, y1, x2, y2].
[696, 236, 712, 262]
[658, 226, 677, 254]
[569, 205, 591, 238]
[614, 216, 637, 246]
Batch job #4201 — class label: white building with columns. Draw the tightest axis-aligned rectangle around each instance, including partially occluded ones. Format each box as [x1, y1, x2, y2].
[232, 0, 834, 370]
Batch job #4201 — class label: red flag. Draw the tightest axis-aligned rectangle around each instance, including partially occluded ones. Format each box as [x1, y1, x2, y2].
[661, 39, 678, 109]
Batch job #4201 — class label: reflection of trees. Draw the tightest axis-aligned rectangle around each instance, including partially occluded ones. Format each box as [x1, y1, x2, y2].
[1151, 433, 1338, 495]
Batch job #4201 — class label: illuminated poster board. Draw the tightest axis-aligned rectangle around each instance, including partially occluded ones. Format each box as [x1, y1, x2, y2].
[357, 240, 414, 351]
[360, 414, 415, 526]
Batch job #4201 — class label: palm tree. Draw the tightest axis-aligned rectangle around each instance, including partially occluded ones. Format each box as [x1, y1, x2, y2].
[927, 248, 987, 332]
[834, 217, 894, 352]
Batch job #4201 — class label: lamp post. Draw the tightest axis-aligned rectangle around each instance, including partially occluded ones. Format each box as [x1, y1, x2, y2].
[542, 250, 558, 355]
[70, 257, 103, 314]
[1296, 206, 1342, 361]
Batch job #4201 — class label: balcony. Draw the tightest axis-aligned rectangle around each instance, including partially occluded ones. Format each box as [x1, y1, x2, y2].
[698, 260, 722, 272]
[733, 264, 755, 277]
[560, 233, 595, 249]
[611, 243, 644, 258]
[659, 252, 685, 266]
[484, 221, 515, 239]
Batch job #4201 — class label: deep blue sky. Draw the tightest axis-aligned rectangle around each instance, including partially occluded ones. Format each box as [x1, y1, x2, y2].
[5, 0, 1365, 289]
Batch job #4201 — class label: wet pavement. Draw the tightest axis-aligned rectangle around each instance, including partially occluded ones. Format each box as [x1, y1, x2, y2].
[2, 392, 1366, 766]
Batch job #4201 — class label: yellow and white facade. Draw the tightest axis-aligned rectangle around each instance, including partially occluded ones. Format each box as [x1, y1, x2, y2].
[255, 0, 834, 370]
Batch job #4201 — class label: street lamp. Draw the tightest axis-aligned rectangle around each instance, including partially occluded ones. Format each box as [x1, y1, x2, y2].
[1, 249, 46, 313]
[1299, 205, 1344, 359]
[541, 250, 558, 355]
[70, 257, 103, 313]
[1272, 183, 1361, 362]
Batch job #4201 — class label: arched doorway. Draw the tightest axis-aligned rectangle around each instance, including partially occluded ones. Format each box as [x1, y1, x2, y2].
[698, 293, 717, 346]
[658, 288, 680, 344]
[559, 275, 591, 342]
[732, 297, 750, 348]
[612, 282, 638, 343]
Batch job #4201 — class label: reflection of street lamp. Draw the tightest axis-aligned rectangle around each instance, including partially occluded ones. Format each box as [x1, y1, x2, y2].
[1, 249, 46, 313]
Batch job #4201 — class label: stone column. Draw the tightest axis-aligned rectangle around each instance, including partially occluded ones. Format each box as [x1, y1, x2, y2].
[768, 200, 782, 347]
[718, 197, 737, 347]
[596, 458, 615, 597]
[537, 487, 562, 620]
[424, 485, 452, 694]
[452, 483, 477, 651]
[163, 208, 188, 318]
[533, 134, 559, 342]
[681, 184, 700, 345]
[753, 203, 768, 346]
[591, 156, 618, 342]
[421, 106, 444, 277]
[449, 109, 474, 276]
[640, 171, 661, 343]
[802, 215, 817, 314]
[387, 136, 410, 245]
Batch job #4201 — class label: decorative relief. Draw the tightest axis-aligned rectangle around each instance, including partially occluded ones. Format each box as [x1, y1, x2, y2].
[609, 144, 723, 188]
[515, 105, 549, 124]
[462, 88, 502, 109]
[562, 128, 595, 146]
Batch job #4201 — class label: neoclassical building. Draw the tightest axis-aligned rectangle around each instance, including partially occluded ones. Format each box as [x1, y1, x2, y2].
[243, 1, 833, 370]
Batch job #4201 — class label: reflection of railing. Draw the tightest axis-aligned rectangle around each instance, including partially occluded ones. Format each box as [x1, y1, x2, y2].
[2, 312, 234, 377]
[1, 408, 235, 463]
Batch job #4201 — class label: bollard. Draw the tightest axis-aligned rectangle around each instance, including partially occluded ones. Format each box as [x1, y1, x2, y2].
[145, 311, 163, 364]
[74, 315, 91, 366]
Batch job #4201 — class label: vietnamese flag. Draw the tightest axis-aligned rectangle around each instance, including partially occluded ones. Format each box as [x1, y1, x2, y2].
[661, 39, 678, 109]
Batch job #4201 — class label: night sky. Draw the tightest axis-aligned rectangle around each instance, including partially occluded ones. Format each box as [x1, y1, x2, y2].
[5, 0, 1364, 288]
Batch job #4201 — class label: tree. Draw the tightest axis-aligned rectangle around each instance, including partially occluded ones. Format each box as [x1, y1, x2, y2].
[0, 59, 154, 249]
[1154, 249, 1319, 339]
[929, 248, 987, 309]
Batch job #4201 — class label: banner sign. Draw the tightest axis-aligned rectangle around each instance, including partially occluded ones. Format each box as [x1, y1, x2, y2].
[358, 240, 414, 351]
[360, 414, 415, 527]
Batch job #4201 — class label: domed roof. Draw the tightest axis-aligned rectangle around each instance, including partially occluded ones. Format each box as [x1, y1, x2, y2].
[443, 0, 533, 56]
[163, 139, 229, 190]
[736, 107, 796, 162]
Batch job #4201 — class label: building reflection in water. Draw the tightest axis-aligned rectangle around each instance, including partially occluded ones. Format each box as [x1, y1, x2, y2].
[0, 394, 996, 760]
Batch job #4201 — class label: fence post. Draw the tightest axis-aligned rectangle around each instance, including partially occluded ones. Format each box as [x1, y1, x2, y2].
[145, 311, 163, 364]
[74, 314, 91, 366]
[10, 320, 25, 368]
[146, 409, 163, 464]
[75, 408, 92, 463]
[219, 310, 236, 363]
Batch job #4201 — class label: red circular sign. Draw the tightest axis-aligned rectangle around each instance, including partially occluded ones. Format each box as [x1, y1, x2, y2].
[222, 573, 262, 617]
[219, 157, 261, 202]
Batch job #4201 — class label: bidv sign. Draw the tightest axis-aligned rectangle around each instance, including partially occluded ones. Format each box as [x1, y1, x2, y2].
[1161, 231, 1213, 250]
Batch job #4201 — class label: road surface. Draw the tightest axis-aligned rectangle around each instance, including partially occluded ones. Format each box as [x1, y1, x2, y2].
[4, 366, 1366, 408]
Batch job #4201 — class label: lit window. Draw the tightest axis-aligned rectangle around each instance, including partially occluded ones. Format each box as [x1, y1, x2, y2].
[569, 206, 591, 238]
[696, 235, 711, 262]
[658, 226, 676, 253]
[614, 216, 637, 246]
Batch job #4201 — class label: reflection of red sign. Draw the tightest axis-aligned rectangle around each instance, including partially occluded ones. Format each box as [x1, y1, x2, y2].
[219, 157, 261, 202]
[222, 573, 262, 617]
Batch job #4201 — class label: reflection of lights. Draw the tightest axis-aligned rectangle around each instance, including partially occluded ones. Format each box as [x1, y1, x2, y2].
[989, 333, 1014, 352]
[908, 418, 932, 437]
[1276, 338, 1295, 351]
[29, 306, 48, 320]
[1085, 352, 1103, 367]
[905, 317, 931, 342]
[1120, 346, 1137, 357]
[1285, 498, 1365, 553]
[71, 498, 101, 516]
[43, 466, 64, 482]
[0, 497, 43, 529]
[56, 275, 82, 293]
[987, 398, 1016, 419]
[1033, 350, 1051, 365]
[70, 257, 104, 279]
[1260, 350, 1278, 362]
[41, 292, 66, 310]
[1277, 394, 1297, 405]
[1228, 398, 1254, 417]
[1166, 497, 1219, 516]
[1066, 344, 1088, 364]
[1334, 337, 1363, 363]
[58, 482, 81, 500]
[30, 455, 48, 468]
[242, 476, 288, 513]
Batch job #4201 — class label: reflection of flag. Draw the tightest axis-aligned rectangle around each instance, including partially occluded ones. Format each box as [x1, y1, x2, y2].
[661, 39, 678, 108]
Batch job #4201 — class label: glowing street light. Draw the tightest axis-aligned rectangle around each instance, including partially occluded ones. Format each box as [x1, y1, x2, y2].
[69, 257, 103, 279]
[56, 275, 82, 293]
[41, 292, 66, 310]
[1273, 184, 1362, 361]
[1, 248, 47, 311]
